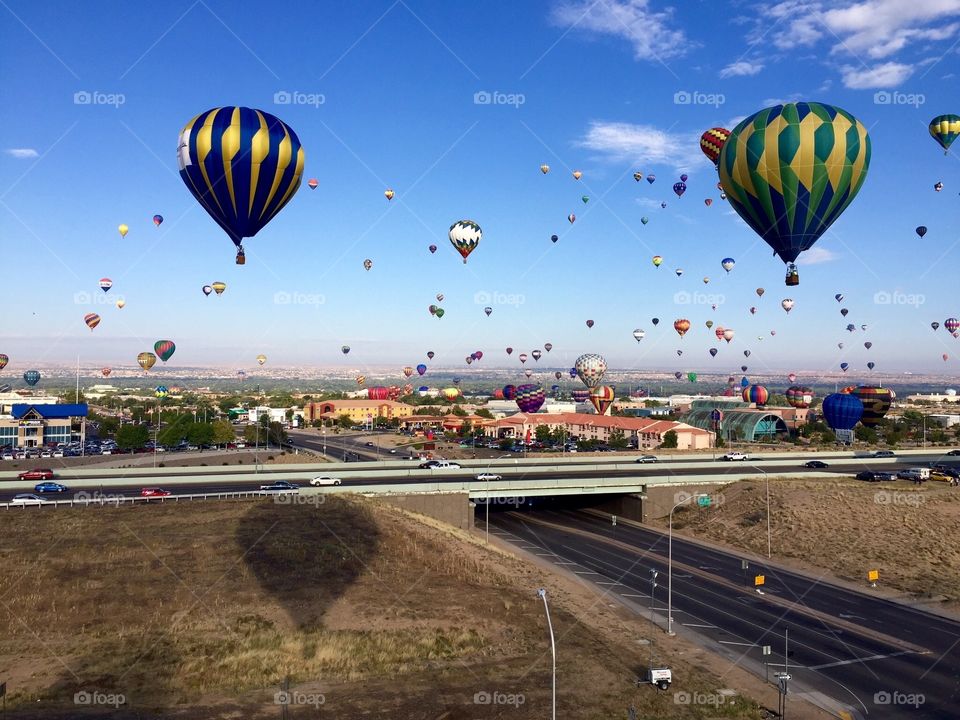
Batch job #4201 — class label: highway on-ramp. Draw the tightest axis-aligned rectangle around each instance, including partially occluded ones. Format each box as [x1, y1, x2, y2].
[488, 509, 959, 719]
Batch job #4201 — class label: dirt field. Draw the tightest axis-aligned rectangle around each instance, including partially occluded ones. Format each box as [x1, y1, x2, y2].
[0, 496, 791, 719]
[658, 476, 960, 610]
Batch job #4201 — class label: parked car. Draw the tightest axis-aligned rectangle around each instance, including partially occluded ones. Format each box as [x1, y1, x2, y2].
[260, 481, 299, 491]
[10, 493, 48, 505]
[930, 471, 959, 486]
[803, 460, 829, 468]
[931, 465, 960, 479]
[34, 482, 69, 493]
[1, 452, 13, 461]
[897, 468, 930, 482]
[17, 468, 55, 481]
[635, 455, 659, 464]
[140, 487, 172, 497]
[475, 472, 502, 481]
[310, 476, 342, 486]
[873, 450, 895, 458]
[856, 471, 881, 482]
[720, 452, 748, 461]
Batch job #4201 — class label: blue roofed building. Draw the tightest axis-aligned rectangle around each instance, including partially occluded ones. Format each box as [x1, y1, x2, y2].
[0, 404, 88, 448]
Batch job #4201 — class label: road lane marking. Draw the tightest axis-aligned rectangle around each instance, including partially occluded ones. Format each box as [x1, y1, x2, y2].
[719, 641, 758, 647]
[684, 623, 719, 628]
[574, 570, 599, 575]
[806, 650, 918, 670]
[621, 593, 647, 598]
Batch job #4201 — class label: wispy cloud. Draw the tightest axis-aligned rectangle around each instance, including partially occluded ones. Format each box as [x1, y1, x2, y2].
[719, 60, 763, 78]
[841, 61, 914, 88]
[5, 148, 38, 159]
[579, 121, 703, 168]
[550, 0, 689, 61]
[796, 246, 839, 265]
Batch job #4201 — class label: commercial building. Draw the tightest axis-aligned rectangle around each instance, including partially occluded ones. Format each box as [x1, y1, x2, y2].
[0, 392, 59, 414]
[398, 414, 490, 433]
[0, 404, 88, 448]
[303, 399, 414, 424]
[682, 400, 790, 443]
[481, 412, 714, 450]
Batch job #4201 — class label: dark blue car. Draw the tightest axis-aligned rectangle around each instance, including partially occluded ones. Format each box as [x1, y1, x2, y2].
[34, 481, 69, 493]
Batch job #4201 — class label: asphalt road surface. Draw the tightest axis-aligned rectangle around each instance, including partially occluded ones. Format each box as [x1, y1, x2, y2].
[488, 509, 959, 719]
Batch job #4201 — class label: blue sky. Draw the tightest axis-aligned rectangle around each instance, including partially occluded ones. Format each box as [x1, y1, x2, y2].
[2, 0, 960, 377]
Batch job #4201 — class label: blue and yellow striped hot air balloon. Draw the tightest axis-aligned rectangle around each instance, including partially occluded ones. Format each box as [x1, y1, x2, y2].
[718, 102, 871, 284]
[177, 107, 305, 264]
[929, 114, 960, 154]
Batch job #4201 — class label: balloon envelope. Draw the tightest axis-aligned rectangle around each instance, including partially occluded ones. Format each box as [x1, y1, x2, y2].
[822, 393, 864, 431]
[515, 384, 546, 413]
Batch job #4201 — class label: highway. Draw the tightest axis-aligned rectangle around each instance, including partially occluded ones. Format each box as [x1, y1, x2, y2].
[489, 509, 959, 719]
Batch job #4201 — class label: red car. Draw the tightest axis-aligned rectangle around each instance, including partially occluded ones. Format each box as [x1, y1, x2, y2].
[18, 468, 55, 481]
[140, 487, 171, 497]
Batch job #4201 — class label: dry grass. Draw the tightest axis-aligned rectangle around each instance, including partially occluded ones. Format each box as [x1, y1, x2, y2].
[664, 477, 960, 606]
[0, 497, 770, 719]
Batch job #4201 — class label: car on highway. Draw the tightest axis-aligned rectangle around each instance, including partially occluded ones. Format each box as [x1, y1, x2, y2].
[475, 472, 502, 481]
[10, 493, 48, 505]
[34, 482, 69, 493]
[365, 441, 375, 447]
[419, 460, 461, 470]
[389, 448, 397, 454]
[803, 460, 829, 468]
[260, 481, 299, 492]
[140, 487, 172, 497]
[872, 450, 895, 458]
[17, 468, 55, 481]
[946, 449, 960, 456]
[634, 455, 659, 464]
[309, 476, 342, 486]
[720, 452, 748, 461]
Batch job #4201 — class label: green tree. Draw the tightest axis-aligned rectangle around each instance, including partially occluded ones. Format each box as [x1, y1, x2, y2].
[451, 405, 468, 417]
[498, 439, 514, 451]
[660, 430, 678, 449]
[576, 438, 598, 452]
[212, 420, 236, 446]
[337, 414, 353, 429]
[855, 425, 878, 444]
[116, 424, 149, 450]
[187, 423, 215, 446]
[459, 420, 473, 437]
[534, 425, 553, 443]
[608, 428, 629, 450]
[474, 408, 494, 419]
[243, 424, 261, 445]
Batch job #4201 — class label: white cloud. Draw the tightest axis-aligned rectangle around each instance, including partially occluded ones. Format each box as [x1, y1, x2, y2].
[579, 121, 703, 168]
[5, 148, 38, 159]
[796, 247, 839, 265]
[551, 0, 689, 61]
[719, 60, 764, 78]
[841, 61, 914, 88]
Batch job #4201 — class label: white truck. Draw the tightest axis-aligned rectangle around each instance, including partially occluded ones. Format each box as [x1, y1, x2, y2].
[720, 451, 748, 461]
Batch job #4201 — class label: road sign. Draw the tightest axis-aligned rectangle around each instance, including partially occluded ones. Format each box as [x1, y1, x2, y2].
[762, 645, 771, 655]
[697, 495, 712, 508]
[755, 575, 765, 586]
[612, 515, 618, 526]
[741, 559, 749, 570]
[868, 569, 879, 582]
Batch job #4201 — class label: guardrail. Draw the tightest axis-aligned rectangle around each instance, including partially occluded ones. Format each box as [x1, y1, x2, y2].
[1, 489, 276, 509]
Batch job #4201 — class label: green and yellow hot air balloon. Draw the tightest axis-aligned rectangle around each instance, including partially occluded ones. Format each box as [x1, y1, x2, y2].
[718, 102, 871, 285]
[929, 114, 960, 154]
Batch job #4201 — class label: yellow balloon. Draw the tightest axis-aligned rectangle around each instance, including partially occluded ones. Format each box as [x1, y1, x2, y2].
[118, 224, 129, 238]
[116, 299, 126, 309]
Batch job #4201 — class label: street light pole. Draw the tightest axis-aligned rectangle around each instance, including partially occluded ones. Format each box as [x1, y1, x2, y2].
[536, 588, 557, 720]
[668, 493, 707, 635]
[749, 465, 772, 558]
